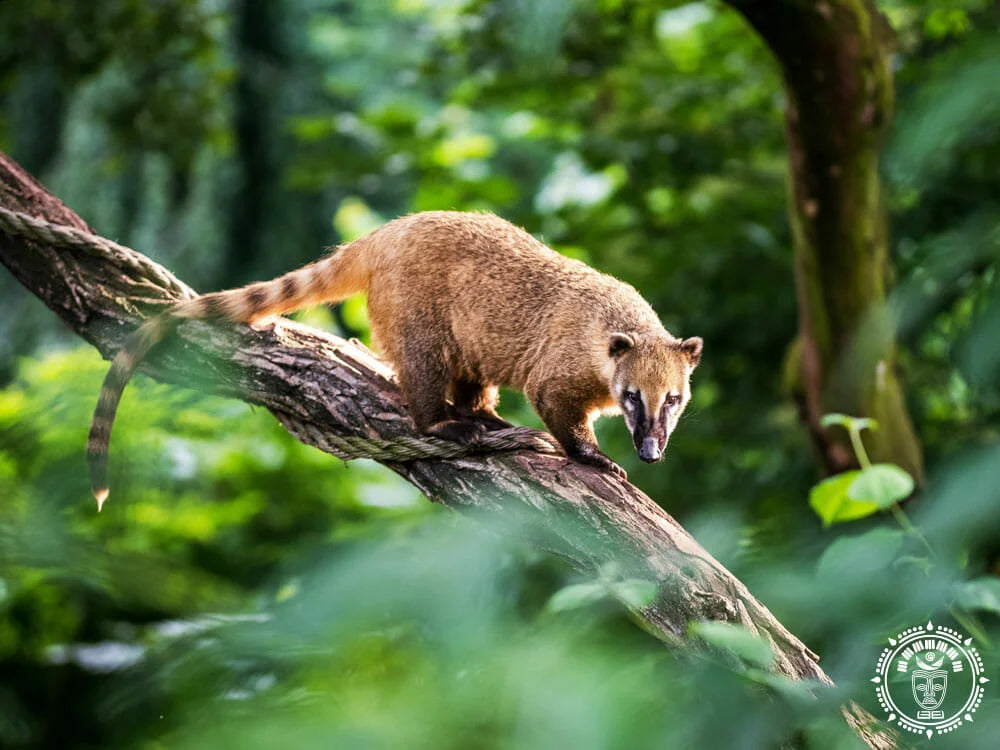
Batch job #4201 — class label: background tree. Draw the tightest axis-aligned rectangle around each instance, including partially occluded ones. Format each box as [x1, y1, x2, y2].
[728, 0, 923, 479]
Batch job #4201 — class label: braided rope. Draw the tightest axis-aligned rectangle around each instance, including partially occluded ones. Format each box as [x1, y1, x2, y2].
[0, 205, 194, 299]
[1, 204, 562, 464]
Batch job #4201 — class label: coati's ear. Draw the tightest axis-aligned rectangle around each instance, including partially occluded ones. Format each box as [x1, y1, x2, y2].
[679, 336, 703, 367]
[608, 332, 635, 359]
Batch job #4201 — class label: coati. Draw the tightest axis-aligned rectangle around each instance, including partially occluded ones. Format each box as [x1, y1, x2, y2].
[88, 211, 702, 505]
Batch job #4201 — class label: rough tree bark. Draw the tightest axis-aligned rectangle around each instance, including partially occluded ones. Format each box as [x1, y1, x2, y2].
[727, 0, 924, 480]
[0, 151, 897, 749]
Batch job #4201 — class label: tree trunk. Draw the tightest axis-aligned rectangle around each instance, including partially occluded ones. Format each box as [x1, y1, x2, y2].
[0, 150, 897, 748]
[728, 0, 924, 480]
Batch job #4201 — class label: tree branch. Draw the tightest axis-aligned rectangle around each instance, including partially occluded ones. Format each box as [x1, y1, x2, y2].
[0, 150, 896, 748]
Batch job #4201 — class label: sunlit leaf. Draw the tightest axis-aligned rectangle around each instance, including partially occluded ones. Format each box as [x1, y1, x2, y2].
[545, 582, 607, 612]
[432, 133, 496, 167]
[819, 413, 879, 433]
[334, 197, 384, 241]
[809, 470, 879, 526]
[894, 555, 933, 574]
[690, 621, 773, 668]
[609, 579, 658, 609]
[954, 578, 1000, 615]
[547, 577, 657, 613]
[816, 528, 907, 583]
[848, 464, 914, 508]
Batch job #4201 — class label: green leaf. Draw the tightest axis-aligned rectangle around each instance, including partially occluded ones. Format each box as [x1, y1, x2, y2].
[809, 470, 879, 525]
[820, 413, 851, 428]
[545, 582, 607, 613]
[816, 528, 907, 583]
[432, 133, 496, 167]
[609, 579, 658, 609]
[743, 669, 822, 706]
[690, 621, 773, 668]
[820, 413, 879, 433]
[894, 555, 933, 574]
[848, 464, 915, 508]
[954, 578, 1000, 615]
[597, 561, 624, 580]
[547, 577, 658, 613]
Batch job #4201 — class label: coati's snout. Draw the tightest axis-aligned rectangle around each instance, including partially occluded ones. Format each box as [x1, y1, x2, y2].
[610, 332, 703, 464]
[637, 435, 666, 463]
[627, 400, 670, 463]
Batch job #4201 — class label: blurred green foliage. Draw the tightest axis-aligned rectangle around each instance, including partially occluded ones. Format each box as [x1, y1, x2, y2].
[2, 0, 1000, 747]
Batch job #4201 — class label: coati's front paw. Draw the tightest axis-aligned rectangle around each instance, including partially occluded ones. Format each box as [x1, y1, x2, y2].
[570, 446, 628, 480]
[471, 414, 514, 432]
[425, 419, 488, 445]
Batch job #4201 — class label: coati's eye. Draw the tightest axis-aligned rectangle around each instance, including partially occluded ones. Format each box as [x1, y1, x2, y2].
[665, 393, 681, 408]
[626, 390, 640, 405]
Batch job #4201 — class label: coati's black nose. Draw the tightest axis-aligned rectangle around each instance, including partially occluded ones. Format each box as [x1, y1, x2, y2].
[638, 437, 662, 462]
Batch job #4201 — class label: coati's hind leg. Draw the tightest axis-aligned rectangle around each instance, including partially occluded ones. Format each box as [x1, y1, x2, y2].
[450, 380, 512, 431]
[397, 345, 487, 445]
[528, 383, 626, 479]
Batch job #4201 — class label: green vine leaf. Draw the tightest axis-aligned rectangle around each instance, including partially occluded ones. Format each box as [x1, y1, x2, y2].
[690, 621, 774, 668]
[809, 470, 879, 525]
[848, 464, 914, 508]
[820, 413, 879, 433]
[545, 582, 607, 613]
[610, 579, 658, 609]
[817, 528, 907, 583]
[954, 578, 1000, 615]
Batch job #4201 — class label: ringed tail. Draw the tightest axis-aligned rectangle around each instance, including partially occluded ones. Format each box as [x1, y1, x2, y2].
[87, 241, 369, 508]
[88, 315, 179, 509]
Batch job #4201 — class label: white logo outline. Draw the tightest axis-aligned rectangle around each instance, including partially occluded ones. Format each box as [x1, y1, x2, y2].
[872, 621, 987, 739]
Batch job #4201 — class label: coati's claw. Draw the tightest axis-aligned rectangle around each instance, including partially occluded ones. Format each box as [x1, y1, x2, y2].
[570, 447, 628, 480]
[607, 461, 628, 480]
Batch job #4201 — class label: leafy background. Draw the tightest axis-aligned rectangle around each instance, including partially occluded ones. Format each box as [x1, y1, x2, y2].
[1, 0, 999, 747]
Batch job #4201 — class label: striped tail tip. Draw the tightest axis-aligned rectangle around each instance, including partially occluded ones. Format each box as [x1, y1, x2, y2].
[94, 487, 109, 512]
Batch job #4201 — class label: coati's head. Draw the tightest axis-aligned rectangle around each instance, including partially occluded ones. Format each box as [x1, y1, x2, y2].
[608, 332, 702, 463]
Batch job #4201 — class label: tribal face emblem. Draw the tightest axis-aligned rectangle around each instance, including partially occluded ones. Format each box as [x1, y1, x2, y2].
[912, 651, 948, 710]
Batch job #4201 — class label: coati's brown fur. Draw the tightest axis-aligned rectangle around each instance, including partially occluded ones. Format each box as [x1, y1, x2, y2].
[88, 211, 702, 505]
